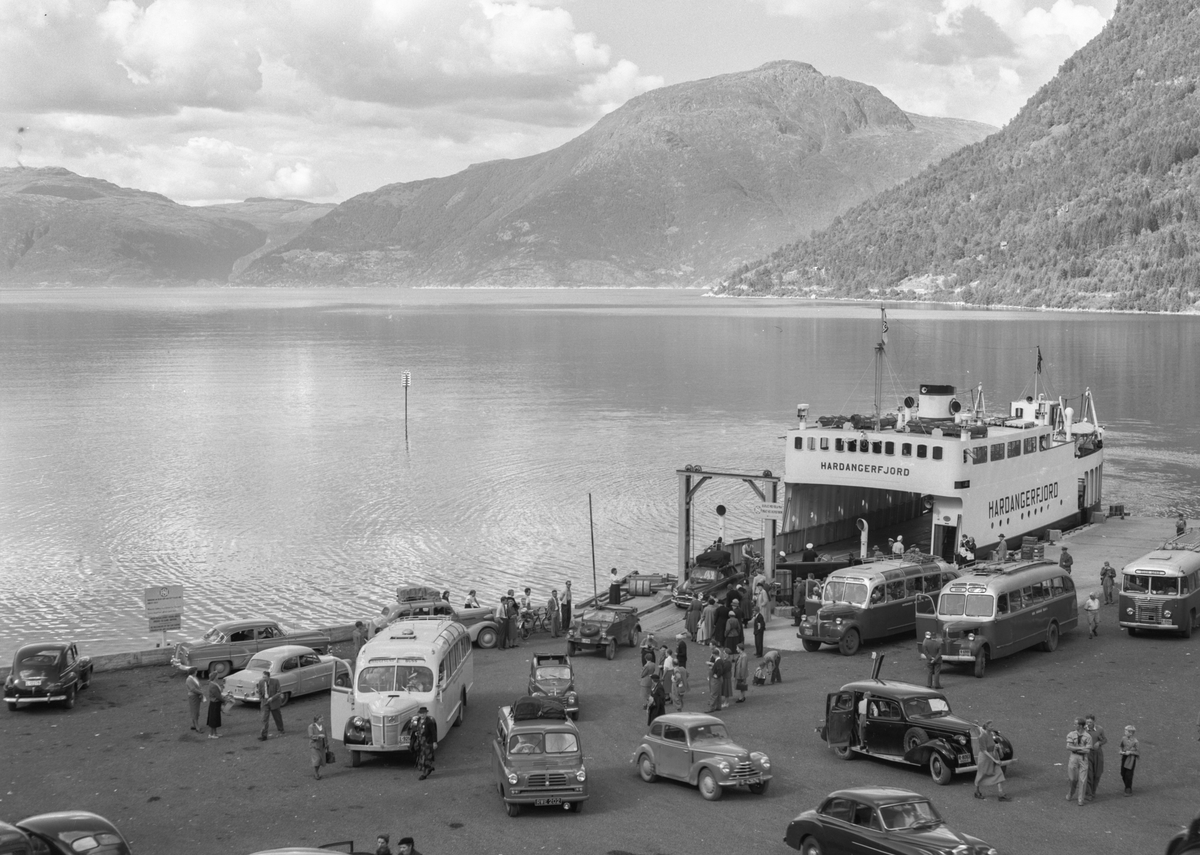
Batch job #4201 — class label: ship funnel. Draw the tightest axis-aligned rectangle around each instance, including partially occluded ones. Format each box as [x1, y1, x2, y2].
[918, 384, 958, 419]
[1064, 406, 1074, 436]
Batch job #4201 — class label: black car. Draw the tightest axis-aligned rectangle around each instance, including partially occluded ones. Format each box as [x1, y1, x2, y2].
[1, 811, 131, 854]
[784, 787, 997, 855]
[1167, 814, 1200, 855]
[818, 679, 1014, 785]
[4, 642, 93, 711]
[672, 546, 743, 609]
[528, 653, 579, 718]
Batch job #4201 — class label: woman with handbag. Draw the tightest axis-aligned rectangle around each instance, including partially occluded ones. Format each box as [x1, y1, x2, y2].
[203, 677, 226, 739]
[308, 714, 328, 780]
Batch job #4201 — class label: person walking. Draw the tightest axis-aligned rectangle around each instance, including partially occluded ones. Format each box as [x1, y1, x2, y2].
[752, 608, 766, 658]
[972, 721, 1011, 801]
[920, 631, 944, 689]
[1084, 714, 1107, 801]
[257, 669, 285, 740]
[561, 580, 572, 629]
[670, 659, 689, 711]
[1059, 546, 1074, 575]
[1066, 717, 1092, 805]
[410, 706, 437, 780]
[1100, 562, 1117, 605]
[351, 621, 367, 661]
[646, 673, 666, 725]
[1118, 725, 1139, 795]
[1084, 592, 1101, 637]
[547, 589, 562, 637]
[185, 667, 204, 732]
[308, 714, 327, 780]
[1178, 514, 1188, 536]
[203, 677, 226, 739]
[732, 643, 750, 703]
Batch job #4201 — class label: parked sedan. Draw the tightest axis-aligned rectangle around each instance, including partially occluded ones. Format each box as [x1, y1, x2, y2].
[224, 645, 352, 706]
[784, 787, 997, 855]
[170, 619, 331, 679]
[633, 712, 771, 800]
[1167, 814, 1200, 855]
[4, 811, 132, 854]
[4, 641, 93, 711]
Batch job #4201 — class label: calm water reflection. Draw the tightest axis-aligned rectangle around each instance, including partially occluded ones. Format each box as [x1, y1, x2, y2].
[1, 289, 1197, 659]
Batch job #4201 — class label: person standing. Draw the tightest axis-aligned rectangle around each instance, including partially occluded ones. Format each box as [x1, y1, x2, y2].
[464, 589, 481, 608]
[698, 597, 716, 645]
[396, 837, 422, 855]
[503, 590, 520, 649]
[371, 605, 391, 637]
[993, 534, 1007, 562]
[185, 667, 204, 732]
[1118, 725, 1139, 795]
[1178, 514, 1188, 536]
[1066, 717, 1092, 805]
[547, 589, 562, 637]
[561, 581, 573, 629]
[639, 655, 656, 708]
[724, 607, 743, 655]
[712, 599, 729, 652]
[920, 631, 944, 689]
[801, 542, 819, 562]
[351, 622, 367, 662]
[752, 608, 766, 658]
[646, 673, 666, 725]
[670, 658, 689, 711]
[733, 643, 750, 703]
[1084, 714, 1107, 801]
[410, 706, 437, 780]
[661, 647, 675, 690]
[754, 580, 771, 620]
[1060, 546, 1074, 575]
[686, 595, 702, 640]
[257, 669, 285, 741]
[1084, 592, 1101, 637]
[1100, 562, 1117, 605]
[204, 677, 226, 739]
[891, 536, 904, 556]
[972, 722, 1011, 801]
[308, 714, 327, 780]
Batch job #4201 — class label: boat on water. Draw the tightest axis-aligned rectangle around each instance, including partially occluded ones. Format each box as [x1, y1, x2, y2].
[776, 312, 1105, 564]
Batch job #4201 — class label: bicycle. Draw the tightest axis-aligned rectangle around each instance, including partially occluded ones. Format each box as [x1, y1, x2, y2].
[520, 607, 550, 640]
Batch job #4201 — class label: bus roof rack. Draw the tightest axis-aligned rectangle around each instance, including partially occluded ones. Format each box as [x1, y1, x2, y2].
[1161, 530, 1200, 552]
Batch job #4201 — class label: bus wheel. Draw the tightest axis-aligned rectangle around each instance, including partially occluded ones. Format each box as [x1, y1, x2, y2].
[454, 688, 466, 726]
[973, 648, 988, 678]
[838, 629, 860, 656]
[1041, 622, 1060, 652]
[1184, 612, 1195, 639]
[801, 640, 822, 653]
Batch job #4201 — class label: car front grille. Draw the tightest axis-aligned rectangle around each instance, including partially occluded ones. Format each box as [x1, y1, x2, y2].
[726, 761, 758, 782]
[526, 772, 570, 788]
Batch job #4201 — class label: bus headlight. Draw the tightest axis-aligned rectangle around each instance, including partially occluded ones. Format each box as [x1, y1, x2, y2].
[507, 772, 519, 785]
[834, 618, 842, 626]
[1164, 610, 1172, 618]
[1126, 607, 1134, 615]
[575, 768, 587, 782]
[566, 691, 577, 703]
[968, 633, 975, 641]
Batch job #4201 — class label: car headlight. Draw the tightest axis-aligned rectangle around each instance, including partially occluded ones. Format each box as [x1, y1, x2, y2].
[968, 633, 975, 641]
[1125, 607, 1133, 615]
[1164, 610, 1173, 618]
[575, 768, 587, 782]
[566, 691, 577, 702]
[751, 752, 770, 769]
[955, 735, 967, 745]
[715, 760, 731, 773]
[531, 690, 545, 697]
[507, 772, 518, 785]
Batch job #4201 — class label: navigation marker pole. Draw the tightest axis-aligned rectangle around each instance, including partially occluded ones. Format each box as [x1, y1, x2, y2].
[588, 494, 598, 604]
[402, 370, 411, 439]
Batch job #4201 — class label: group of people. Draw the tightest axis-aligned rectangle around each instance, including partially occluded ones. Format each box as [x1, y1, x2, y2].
[496, 582, 573, 648]
[374, 835, 422, 855]
[685, 585, 772, 656]
[639, 635, 690, 720]
[1066, 714, 1139, 804]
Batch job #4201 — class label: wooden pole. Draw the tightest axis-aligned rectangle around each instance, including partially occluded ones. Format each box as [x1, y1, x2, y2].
[589, 493, 598, 604]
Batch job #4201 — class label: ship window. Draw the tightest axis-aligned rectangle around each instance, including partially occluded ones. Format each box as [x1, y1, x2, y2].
[794, 437, 803, 450]
[1039, 434, 1050, 451]
[1008, 440, 1022, 458]
[820, 437, 830, 451]
[916, 445, 928, 459]
[901, 443, 912, 457]
[860, 441, 870, 454]
[968, 446, 987, 464]
[1014, 407, 1025, 418]
[1024, 437, 1037, 454]
[847, 439, 858, 452]
[872, 441, 882, 454]
[884, 441, 894, 455]
[808, 437, 816, 450]
[990, 443, 1005, 461]
[931, 447, 943, 460]
[835, 438, 845, 452]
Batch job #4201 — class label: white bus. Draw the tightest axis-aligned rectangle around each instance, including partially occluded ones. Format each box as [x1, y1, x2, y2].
[330, 618, 473, 768]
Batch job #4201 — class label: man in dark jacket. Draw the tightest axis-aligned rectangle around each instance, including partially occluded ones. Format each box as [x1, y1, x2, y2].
[920, 631, 944, 689]
[257, 669, 285, 740]
[712, 601, 729, 651]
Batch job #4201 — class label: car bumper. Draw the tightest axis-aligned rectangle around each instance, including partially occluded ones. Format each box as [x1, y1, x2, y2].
[169, 657, 193, 671]
[718, 771, 771, 787]
[796, 622, 844, 643]
[4, 693, 67, 704]
[502, 784, 588, 805]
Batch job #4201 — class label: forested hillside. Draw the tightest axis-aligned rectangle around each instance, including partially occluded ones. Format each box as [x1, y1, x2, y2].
[717, 0, 1200, 312]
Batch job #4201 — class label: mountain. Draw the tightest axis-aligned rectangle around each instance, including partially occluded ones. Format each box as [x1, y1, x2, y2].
[239, 61, 994, 288]
[191, 198, 336, 278]
[716, 0, 1200, 312]
[0, 168, 268, 285]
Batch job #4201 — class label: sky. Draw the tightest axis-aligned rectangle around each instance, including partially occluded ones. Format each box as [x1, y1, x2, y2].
[1, 0, 1116, 206]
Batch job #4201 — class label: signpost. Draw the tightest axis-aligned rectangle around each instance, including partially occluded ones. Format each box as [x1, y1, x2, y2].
[759, 501, 784, 520]
[144, 585, 184, 648]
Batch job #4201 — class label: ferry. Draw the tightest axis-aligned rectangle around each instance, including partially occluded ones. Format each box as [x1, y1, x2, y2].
[778, 313, 1105, 564]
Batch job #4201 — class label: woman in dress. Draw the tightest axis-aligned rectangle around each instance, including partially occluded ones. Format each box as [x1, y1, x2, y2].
[646, 673, 666, 725]
[686, 596, 702, 640]
[308, 714, 327, 780]
[1119, 725, 1139, 795]
[410, 707, 437, 780]
[203, 677, 226, 739]
[639, 655, 656, 708]
[972, 721, 1010, 800]
[733, 644, 750, 703]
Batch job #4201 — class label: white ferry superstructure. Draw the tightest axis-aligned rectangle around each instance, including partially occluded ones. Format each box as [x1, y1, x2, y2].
[781, 379, 1105, 562]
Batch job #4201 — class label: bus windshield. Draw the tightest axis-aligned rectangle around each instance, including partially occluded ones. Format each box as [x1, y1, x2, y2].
[1123, 574, 1179, 596]
[938, 593, 994, 617]
[823, 579, 868, 606]
[356, 664, 434, 693]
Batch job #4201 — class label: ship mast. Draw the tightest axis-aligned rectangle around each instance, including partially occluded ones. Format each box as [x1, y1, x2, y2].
[874, 306, 888, 428]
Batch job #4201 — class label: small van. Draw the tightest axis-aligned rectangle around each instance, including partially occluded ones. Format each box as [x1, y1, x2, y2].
[915, 559, 1078, 677]
[797, 556, 959, 655]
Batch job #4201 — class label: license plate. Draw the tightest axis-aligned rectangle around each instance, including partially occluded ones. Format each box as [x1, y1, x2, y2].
[25, 679, 42, 686]
[534, 798, 562, 806]
[958, 754, 971, 763]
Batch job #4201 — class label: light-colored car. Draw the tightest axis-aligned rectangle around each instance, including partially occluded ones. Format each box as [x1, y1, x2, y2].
[223, 645, 352, 707]
[170, 619, 331, 679]
[633, 712, 771, 801]
[382, 585, 501, 648]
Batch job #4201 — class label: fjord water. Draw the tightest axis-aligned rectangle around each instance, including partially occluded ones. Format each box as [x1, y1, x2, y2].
[1, 289, 1197, 659]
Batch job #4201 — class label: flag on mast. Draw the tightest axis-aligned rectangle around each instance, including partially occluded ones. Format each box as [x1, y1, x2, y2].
[881, 307, 889, 345]
[1036, 346, 1043, 374]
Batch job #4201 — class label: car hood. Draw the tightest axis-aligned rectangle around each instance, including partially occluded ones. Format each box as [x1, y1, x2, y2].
[692, 741, 751, 761]
[890, 822, 986, 848]
[366, 696, 423, 722]
[508, 752, 582, 771]
[457, 606, 496, 622]
[940, 620, 980, 637]
[908, 712, 976, 733]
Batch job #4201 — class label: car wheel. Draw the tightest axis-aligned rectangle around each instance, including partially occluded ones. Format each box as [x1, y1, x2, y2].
[276, 692, 291, 708]
[838, 629, 860, 656]
[903, 727, 930, 754]
[748, 780, 769, 795]
[929, 751, 953, 785]
[63, 685, 76, 710]
[697, 769, 723, 801]
[799, 837, 825, 855]
[476, 627, 499, 649]
[638, 753, 657, 783]
[334, 673, 350, 688]
[801, 639, 822, 653]
[6, 701, 17, 712]
[208, 661, 232, 680]
[505, 802, 520, 818]
[1042, 621, 1060, 652]
[350, 750, 361, 768]
[566, 641, 577, 656]
[832, 744, 855, 761]
[569, 800, 583, 813]
[973, 648, 988, 678]
[605, 640, 616, 661]
[81, 668, 92, 690]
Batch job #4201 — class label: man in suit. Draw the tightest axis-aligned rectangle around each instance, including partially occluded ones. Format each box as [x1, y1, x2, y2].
[257, 669, 285, 740]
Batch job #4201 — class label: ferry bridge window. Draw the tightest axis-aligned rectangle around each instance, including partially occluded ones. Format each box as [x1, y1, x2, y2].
[932, 447, 943, 460]
[848, 439, 858, 452]
[1024, 437, 1038, 454]
[1008, 440, 1022, 458]
[820, 437, 830, 451]
[991, 443, 1005, 462]
[902, 443, 913, 457]
[885, 441, 895, 455]
[860, 441, 870, 454]
[1150, 577, 1181, 596]
[794, 437, 803, 450]
[917, 445, 928, 459]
